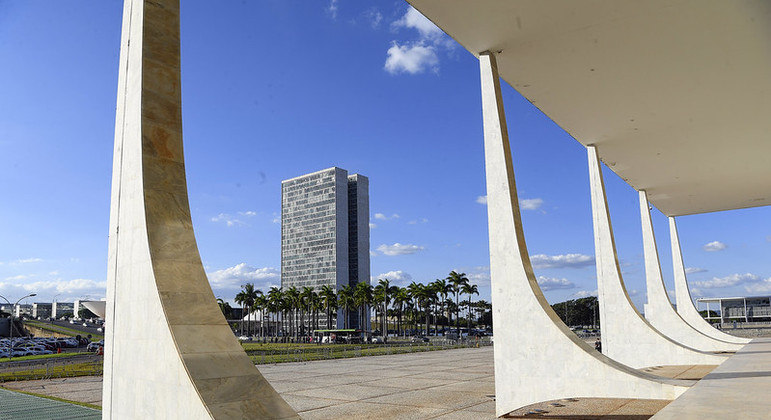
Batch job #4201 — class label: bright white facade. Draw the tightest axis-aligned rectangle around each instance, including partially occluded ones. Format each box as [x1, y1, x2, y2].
[103, 1, 298, 418]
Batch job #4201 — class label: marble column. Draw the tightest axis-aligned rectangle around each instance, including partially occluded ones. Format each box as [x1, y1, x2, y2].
[639, 191, 741, 351]
[669, 217, 750, 345]
[481, 51, 690, 417]
[588, 146, 726, 368]
[103, 1, 298, 418]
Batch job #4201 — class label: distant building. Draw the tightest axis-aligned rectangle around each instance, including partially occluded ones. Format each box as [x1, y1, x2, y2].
[32, 303, 52, 319]
[281, 167, 370, 329]
[697, 295, 771, 323]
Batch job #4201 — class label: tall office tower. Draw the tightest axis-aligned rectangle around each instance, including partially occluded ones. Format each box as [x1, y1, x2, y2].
[281, 167, 370, 330]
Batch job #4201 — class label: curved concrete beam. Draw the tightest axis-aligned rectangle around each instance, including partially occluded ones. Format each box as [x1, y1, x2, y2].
[588, 146, 726, 368]
[102, 1, 299, 418]
[669, 217, 750, 345]
[481, 52, 691, 418]
[639, 191, 741, 352]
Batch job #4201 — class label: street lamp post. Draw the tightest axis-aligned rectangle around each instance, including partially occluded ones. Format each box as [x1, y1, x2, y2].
[1, 293, 37, 360]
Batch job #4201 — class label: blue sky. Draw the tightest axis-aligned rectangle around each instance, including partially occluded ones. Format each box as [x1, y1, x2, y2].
[1, 1, 769, 311]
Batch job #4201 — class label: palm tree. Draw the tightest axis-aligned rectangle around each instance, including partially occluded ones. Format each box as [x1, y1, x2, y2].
[447, 271, 469, 336]
[234, 291, 246, 336]
[407, 282, 423, 335]
[338, 285, 354, 329]
[353, 282, 373, 331]
[462, 283, 479, 333]
[235, 283, 260, 337]
[253, 294, 268, 338]
[320, 285, 337, 329]
[301, 286, 315, 337]
[216, 298, 232, 320]
[375, 278, 397, 342]
[284, 287, 300, 339]
[393, 287, 409, 337]
[433, 279, 453, 333]
[267, 287, 283, 338]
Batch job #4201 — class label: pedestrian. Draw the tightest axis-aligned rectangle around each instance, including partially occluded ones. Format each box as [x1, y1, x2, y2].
[594, 338, 602, 353]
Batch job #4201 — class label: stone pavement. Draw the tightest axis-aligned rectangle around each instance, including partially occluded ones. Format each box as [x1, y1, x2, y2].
[260, 346, 496, 419]
[652, 338, 771, 419]
[2, 376, 103, 407]
[0, 346, 724, 419]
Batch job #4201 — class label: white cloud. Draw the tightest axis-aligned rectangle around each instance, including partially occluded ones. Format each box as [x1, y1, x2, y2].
[364, 8, 382, 29]
[520, 198, 544, 211]
[4, 258, 43, 265]
[537, 276, 575, 291]
[327, 0, 338, 19]
[685, 267, 707, 274]
[376, 243, 424, 256]
[629, 289, 640, 297]
[392, 6, 442, 39]
[4, 275, 28, 281]
[475, 195, 543, 211]
[744, 277, 771, 294]
[211, 213, 244, 227]
[571, 289, 598, 298]
[384, 42, 438, 75]
[374, 213, 400, 221]
[407, 218, 428, 225]
[369, 223, 377, 229]
[0, 278, 106, 302]
[530, 253, 595, 269]
[207, 263, 280, 290]
[692, 273, 760, 289]
[373, 270, 413, 286]
[703, 241, 727, 252]
[211, 211, 256, 227]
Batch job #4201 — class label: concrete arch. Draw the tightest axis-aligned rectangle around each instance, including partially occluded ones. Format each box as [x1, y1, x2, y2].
[481, 52, 692, 418]
[639, 191, 742, 352]
[588, 146, 727, 368]
[669, 217, 751, 345]
[103, 1, 299, 418]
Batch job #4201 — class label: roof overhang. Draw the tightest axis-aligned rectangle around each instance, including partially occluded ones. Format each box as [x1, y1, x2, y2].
[409, 0, 771, 216]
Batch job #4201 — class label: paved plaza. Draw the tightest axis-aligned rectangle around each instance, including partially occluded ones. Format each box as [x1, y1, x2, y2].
[29, 343, 771, 419]
[3, 346, 691, 419]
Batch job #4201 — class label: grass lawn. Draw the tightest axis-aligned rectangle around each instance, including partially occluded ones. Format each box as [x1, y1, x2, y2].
[0, 361, 102, 382]
[25, 320, 104, 340]
[243, 341, 480, 364]
[0, 352, 82, 364]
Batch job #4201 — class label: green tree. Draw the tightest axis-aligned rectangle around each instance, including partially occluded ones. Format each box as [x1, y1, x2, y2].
[338, 285, 354, 329]
[462, 283, 479, 332]
[447, 271, 469, 335]
[392, 287, 409, 337]
[267, 287, 283, 338]
[353, 282, 373, 331]
[216, 298, 233, 320]
[320, 285, 338, 329]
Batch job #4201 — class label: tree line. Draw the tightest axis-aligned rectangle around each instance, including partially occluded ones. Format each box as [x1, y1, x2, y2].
[218, 270, 492, 339]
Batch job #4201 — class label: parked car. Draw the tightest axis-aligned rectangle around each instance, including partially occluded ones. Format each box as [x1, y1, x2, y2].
[87, 340, 104, 352]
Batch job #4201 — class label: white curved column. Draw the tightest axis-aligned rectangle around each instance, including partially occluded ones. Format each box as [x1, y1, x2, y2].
[639, 191, 741, 352]
[669, 217, 750, 345]
[103, 1, 299, 418]
[588, 146, 726, 368]
[481, 52, 691, 418]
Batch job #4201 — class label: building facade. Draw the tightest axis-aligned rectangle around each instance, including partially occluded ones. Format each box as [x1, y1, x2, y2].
[281, 167, 370, 330]
[697, 295, 771, 323]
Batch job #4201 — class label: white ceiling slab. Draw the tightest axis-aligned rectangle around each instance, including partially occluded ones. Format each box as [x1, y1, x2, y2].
[409, 0, 771, 216]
